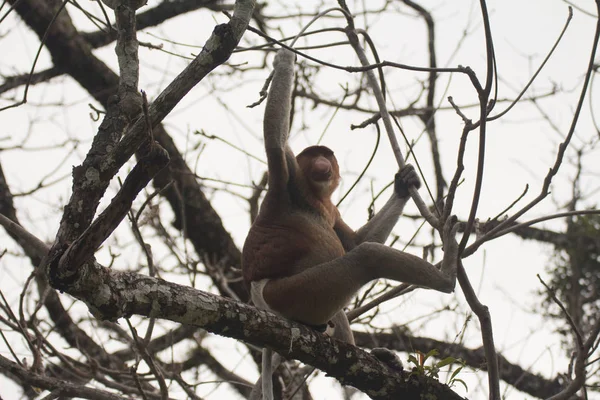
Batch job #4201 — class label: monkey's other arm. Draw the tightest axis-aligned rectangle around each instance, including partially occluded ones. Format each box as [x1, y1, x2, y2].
[335, 164, 422, 248]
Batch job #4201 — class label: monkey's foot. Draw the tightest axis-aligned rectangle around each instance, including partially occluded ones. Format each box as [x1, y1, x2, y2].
[371, 348, 403, 372]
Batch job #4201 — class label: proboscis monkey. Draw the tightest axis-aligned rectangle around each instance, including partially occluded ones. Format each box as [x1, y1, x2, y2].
[242, 48, 459, 399]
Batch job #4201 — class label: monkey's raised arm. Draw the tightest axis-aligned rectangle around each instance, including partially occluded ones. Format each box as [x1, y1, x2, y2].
[263, 49, 296, 193]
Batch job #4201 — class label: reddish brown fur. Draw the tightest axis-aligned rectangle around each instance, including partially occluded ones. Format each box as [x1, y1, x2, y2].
[242, 146, 346, 285]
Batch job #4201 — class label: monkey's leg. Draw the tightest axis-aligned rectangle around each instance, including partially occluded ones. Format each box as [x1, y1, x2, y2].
[329, 310, 355, 344]
[262, 348, 273, 400]
[249, 351, 282, 400]
[263, 242, 457, 326]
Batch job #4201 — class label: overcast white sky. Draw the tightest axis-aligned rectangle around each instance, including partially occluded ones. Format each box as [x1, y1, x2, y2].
[1, 0, 599, 398]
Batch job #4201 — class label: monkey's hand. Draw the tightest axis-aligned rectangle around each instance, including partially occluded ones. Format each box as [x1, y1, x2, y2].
[394, 164, 421, 198]
[273, 48, 296, 69]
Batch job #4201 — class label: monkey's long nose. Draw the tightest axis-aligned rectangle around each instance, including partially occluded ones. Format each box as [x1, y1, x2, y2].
[312, 157, 332, 181]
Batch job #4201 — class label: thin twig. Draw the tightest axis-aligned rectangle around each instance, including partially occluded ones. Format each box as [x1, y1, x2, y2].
[462, 0, 600, 259]
[339, 2, 441, 229]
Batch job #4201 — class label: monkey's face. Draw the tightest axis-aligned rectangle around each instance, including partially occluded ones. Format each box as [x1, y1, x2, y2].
[297, 145, 340, 199]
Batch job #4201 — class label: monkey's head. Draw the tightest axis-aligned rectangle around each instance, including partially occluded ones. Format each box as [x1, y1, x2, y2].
[296, 145, 340, 199]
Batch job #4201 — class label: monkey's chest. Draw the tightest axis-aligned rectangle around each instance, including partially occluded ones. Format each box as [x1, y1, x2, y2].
[243, 216, 345, 281]
[291, 221, 345, 266]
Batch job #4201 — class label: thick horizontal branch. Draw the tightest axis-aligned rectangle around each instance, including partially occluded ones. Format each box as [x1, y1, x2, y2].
[55, 262, 461, 399]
